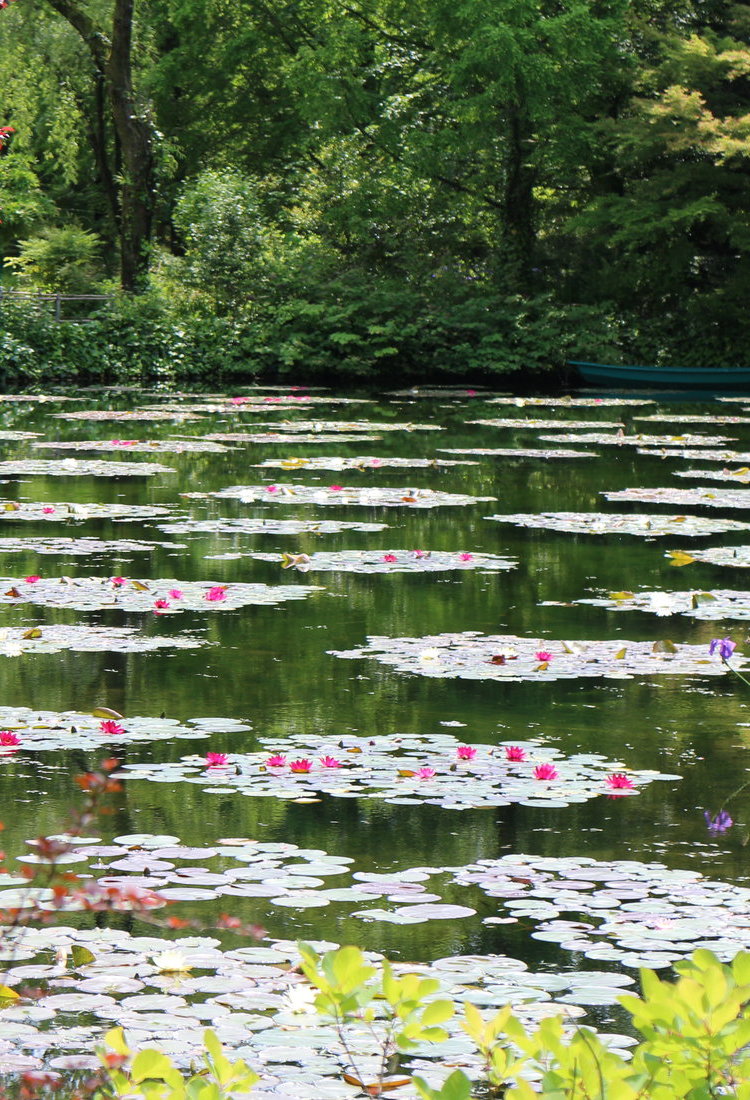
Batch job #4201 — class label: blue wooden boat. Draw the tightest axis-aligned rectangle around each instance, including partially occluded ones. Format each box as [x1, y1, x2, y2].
[568, 360, 750, 391]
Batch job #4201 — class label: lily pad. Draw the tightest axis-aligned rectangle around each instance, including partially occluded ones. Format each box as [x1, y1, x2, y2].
[0, 501, 174, 522]
[633, 414, 750, 425]
[539, 432, 735, 446]
[209, 420, 439, 433]
[0, 536, 183, 556]
[0, 625, 204, 655]
[33, 439, 235, 455]
[0, 576, 324, 613]
[197, 433, 382, 444]
[452, 854, 750, 967]
[546, 588, 750, 621]
[117, 732, 675, 812]
[0, 459, 174, 477]
[196, 485, 496, 509]
[154, 518, 389, 536]
[603, 486, 750, 510]
[53, 410, 205, 422]
[468, 418, 625, 429]
[484, 511, 750, 538]
[330, 631, 743, 681]
[485, 397, 654, 407]
[438, 447, 598, 459]
[666, 545, 750, 569]
[674, 468, 750, 484]
[249, 550, 515, 574]
[251, 456, 477, 471]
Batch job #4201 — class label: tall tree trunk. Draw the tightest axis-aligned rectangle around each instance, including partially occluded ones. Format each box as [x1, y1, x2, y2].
[29, 0, 154, 290]
[107, 0, 154, 290]
[499, 101, 536, 293]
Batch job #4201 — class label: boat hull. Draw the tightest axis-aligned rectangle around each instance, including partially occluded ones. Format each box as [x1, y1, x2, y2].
[568, 360, 750, 391]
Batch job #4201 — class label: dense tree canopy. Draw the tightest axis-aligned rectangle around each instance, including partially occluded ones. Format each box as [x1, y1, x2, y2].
[1, 0, 749, 375]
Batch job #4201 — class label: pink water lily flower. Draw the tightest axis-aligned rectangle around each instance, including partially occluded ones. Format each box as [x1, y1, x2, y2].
[606, 772, 635, 790]
[413, 549, 427, 558]
[416, 766, 436, 779]
[206, 752, 228, 767]
[229, 396, 249, 406]
[99, 720, 125, 735]
[459, 553, 473, 561]
[382, 554, 398, 563]
[167, 588, 183, 600]
[369, 458, 383, 467]
[533, 763, 559, 781]
[505, 746, 527, 762]
[111, 576, 128, 587]
[42, 507, 55, 514]
[329, 485, 344, 491]
[466, 389, 477, 396]
[265, 485, 279, 493]
[0, 730, 20, 747]
[534, 650, 554, 662]
[112, 439, 137, 446]
[290, 758, 312, 773]
[24, 575, 40, 584]
[457, 745, 477, 760]
[205, 586, 227, 602]
[266, 754, 287, 767]
[320, 755, 343, 768]
[153, 598, 171, 611]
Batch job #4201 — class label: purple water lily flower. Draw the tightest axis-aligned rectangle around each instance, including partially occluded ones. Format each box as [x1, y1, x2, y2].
[710, 637, 737, 661]
[704, 810, 733, 834]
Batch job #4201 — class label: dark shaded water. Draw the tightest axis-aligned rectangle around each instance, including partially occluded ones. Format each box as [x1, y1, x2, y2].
[1, 388, 749, 979]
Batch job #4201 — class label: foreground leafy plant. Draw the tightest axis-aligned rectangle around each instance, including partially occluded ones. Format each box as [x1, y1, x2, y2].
[94, 1026, 259, 1098]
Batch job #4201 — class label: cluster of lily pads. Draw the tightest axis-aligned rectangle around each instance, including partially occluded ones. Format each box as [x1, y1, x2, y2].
[330, 632, 744, 681]
[191, 484, 496, 509]
[115, 732, 675, 811]
[248, 550, 515, 574]
[485, 511, 750, 538]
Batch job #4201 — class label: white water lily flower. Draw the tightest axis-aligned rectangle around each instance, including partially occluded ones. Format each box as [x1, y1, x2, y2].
[283, 983, 318, 1014]
[648, 592, 676, 616]
[151, 950, 193, 974]
[419, 648, 441, 661]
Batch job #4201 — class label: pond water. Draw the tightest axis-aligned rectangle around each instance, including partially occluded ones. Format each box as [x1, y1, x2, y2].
[2, 385, 750, 1089]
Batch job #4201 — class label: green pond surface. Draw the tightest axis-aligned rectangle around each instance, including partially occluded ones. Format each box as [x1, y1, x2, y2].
[2, 386, 750, 1058]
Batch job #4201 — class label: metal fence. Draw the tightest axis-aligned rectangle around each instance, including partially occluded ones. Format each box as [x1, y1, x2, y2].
[0, 288, 114, 321]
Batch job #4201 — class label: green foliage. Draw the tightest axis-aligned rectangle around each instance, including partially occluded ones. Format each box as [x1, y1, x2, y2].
[97, 1026, 259, 1098]
[302, 945, 750, 1098]
[4, 226, 103, 293]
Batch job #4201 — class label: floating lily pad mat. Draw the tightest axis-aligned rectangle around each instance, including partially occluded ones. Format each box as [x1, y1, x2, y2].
[118, 732, 674, 810]
[637, 448, 750, 461]
[674, 468, 750, 484]
[0, 502, 174, 522]
[154, 517, 389, 536]
[0, 430, 43, 440]
[666, 546, 750, 568]
[0, 394, 83, 403]
[387, 386, 495, 397]
[0, 459, 175, 477]
[0, 924, 634, 1086]
[33, 439, 234, 455]
[198, 431, 382, 445]
[0, 625, 203, 654]
[140, 396, 368, 410]
[485, 397, 655, 407]
[0, 577, 324, 613]
[485, 512, 750, 537]
[251, 455, 477, 470]
[545, 588, 750, 621]
[194, 485, 496, 508]
[438, 447, 598, 459]
[206, 420, 439, 433]
[539, 432, 736, 446]
[249, 550, 515, 573]
[467, 418, 625, 430]
[329, 632, 745, 681]
[0, 707, 249, 751]
[0, 536, 183, 556]
[453, 854, 750, 968]
[53, 410, 205, 422]
[604, 487, 750, 509]
[633, 414, 750, 425]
